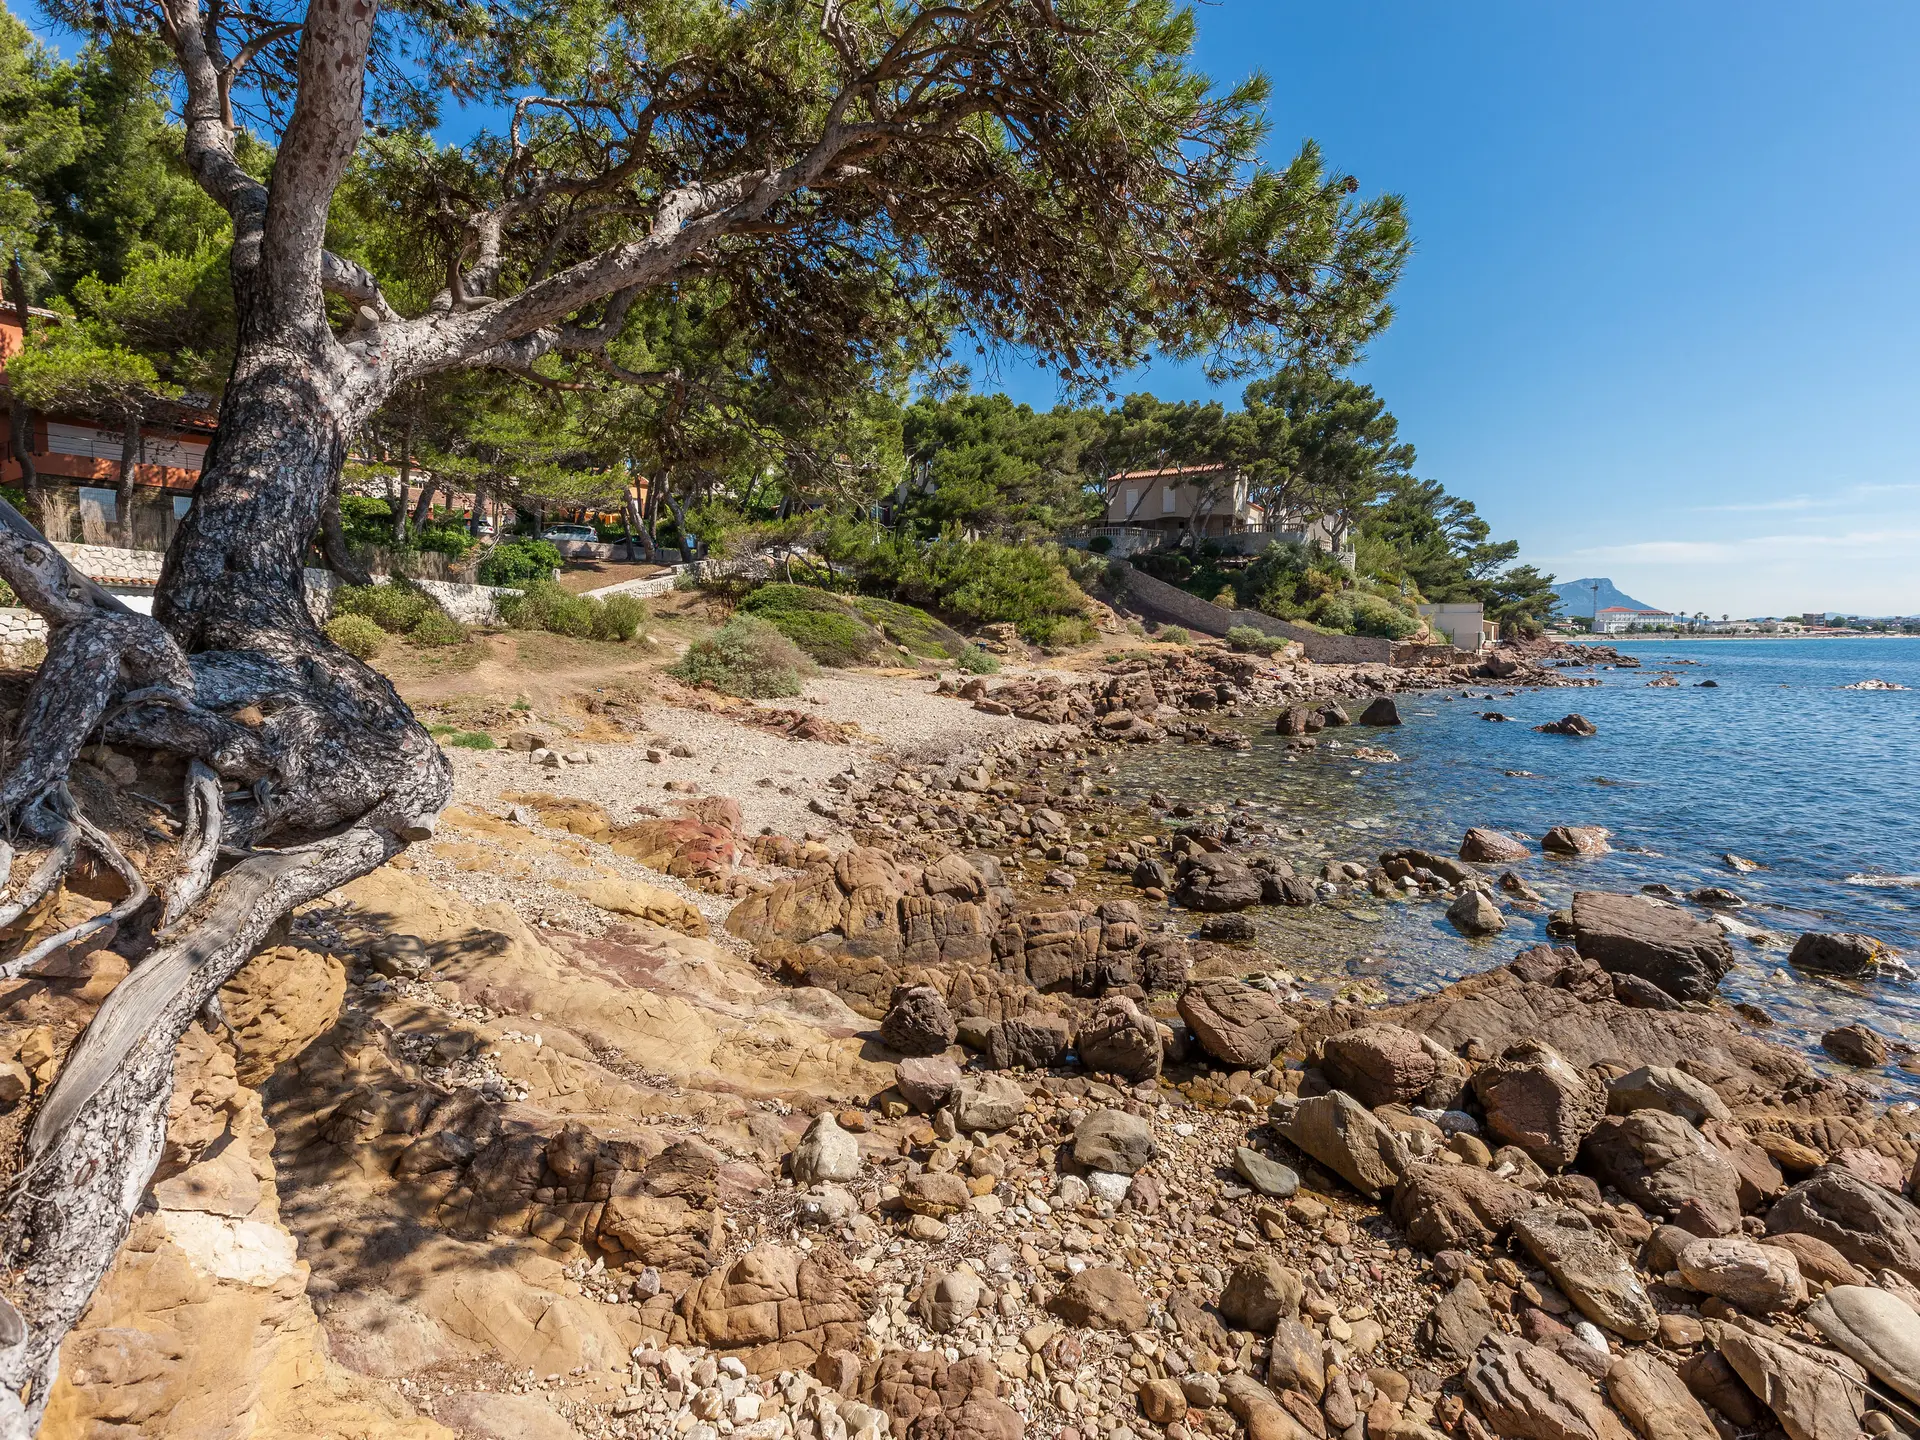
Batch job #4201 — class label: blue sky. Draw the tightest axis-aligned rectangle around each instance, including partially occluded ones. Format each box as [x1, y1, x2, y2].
[989, 2, 1920, 619]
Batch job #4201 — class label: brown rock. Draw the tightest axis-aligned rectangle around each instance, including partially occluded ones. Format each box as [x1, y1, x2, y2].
[1461, 828, 1531, 863]
[1076, 996, 1163, 1081]
[1761, 1231, 1868, 1290]
[1424, 1278, 1496, 1367]
[1510, 1207, 1658, 1342]
[1390, 1162, 1533, 1254]
[1707, 1315, 1867, 1440]
[1541, 824, 1609, 854]
[1319, 1024, 1436, 1109]
[1273, 1091, 1409, 1198]
[1677, 1349, 1766, 1428]
[1464, 1333, 1626, 1440]
[1569, 891, 1733, 1002]
[1472, 1040, 1607, 1169]
[1605, 1352, 1718, 1440]
[1178, 979, 1298, 1069]
[1676, 1236, 1806, 1313]
[1766, 1166, 1920, 1285]
[1581, 1110, 1743, 1235]
[1821, 1024, 1888, 1068]
[1050, 1267, 1148, 1332]
[1218, 1255, 1304, 1334]
[679, 1245, 873, 1373]
[1266, 1319, 1327, 1399]
[1140, 1377, 1188, 1425]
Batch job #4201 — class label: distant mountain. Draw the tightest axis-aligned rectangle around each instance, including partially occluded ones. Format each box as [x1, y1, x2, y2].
[1551, 577, 1659, 618]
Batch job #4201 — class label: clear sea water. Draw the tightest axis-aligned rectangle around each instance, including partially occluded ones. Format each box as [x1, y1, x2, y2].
[1105, 638, 1920, 1090]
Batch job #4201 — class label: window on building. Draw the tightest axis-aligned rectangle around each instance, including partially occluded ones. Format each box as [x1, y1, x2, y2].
[1123, 487, 1137, 516]
[1162, 485, 1177, 513]
[77, 486, 117, 528]
[173, 496, 192, 519]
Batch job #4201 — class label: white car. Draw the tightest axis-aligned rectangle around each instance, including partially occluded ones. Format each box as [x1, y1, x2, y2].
[541, 524, 599, 543]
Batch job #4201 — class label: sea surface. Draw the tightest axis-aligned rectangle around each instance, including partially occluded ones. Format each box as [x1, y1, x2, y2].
[1102, 637, 1920, 1090]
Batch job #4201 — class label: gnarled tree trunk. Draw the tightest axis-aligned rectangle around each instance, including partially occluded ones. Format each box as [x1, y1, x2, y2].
[0, 67, 447, 1429]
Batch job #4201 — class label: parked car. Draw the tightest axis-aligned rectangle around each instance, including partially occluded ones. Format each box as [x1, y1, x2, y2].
[541, 524, 599, 543]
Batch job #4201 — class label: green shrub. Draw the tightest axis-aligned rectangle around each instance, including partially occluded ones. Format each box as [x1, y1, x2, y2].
[445, 730, 496, 749]
[325, 613, 387, 659]
[1309, 594, 1355, 632]
[592, 593, 649, 641]
[479, 537, 563, 585]
[1350, 591, 1421, 640]
[498, 579, 597, 637]
[956, 646, 1001, 675]
[670, 614, 813, 698]
[1088, 535, 1113, 554]
[847, 595, 971, 660]
[411, 608, 469, 647]
[1226, 625, 1290, 656]
[740, 584, 880, 665]
[333, 581, 435, 635]
[1021, 614, 1097, 648]
[1157, 624, 1192, 646]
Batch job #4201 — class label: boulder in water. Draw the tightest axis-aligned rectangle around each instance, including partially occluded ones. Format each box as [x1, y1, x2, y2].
[1534, 713, 1598, 736]
[1789, 930, 1888, 977]
[1569, 890, 1733, 1002]
[1461, 827, 1530, 863]
[1357, 696, 1402, 726]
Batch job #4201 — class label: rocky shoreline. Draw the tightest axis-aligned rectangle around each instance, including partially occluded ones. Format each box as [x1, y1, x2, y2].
[14, 635, 1916, 1440]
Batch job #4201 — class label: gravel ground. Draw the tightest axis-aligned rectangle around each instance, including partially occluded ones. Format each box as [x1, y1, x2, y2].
[443, 667, 1054, 846]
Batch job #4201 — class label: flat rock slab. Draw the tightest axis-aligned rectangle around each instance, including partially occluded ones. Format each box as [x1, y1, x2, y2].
[1511, 1207, 1658, 1341]
[1570, 891, 1733, 1002]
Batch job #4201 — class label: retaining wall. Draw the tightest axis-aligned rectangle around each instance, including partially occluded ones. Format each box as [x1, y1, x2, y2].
[1110, 560, 1395, 665]
[582, 566, 688, 600]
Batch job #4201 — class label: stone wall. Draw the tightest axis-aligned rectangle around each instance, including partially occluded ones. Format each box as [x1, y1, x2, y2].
[1108, 561, 1394, 665]
[582, 566, 689, 601]
[303, 569, 518, 626]
[53, 542, 164, 585]
[0, 607, 46, 652]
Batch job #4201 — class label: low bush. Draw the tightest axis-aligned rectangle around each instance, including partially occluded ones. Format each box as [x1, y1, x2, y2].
[1226, 625, 1290, 656]
[1157, 624, 1192, 646]
[955, 645, 1000, 675]
[445, 730, 495, 749]
[1350, 591, 1421, 640]
[670, 614, 813, 697]
[497, 579, 596, 638]
[479, 537, 563, 586]
[1087, 535, 1112, 554]
[333, 581, 435, 635]
[410, 609, 469, 647]
[1308, 594, 1355, 632]
[1021, 614, 1097, 649]
[846, 595, 971, 661]
[593, 593, 649, 642]
[740, 583, 882, 666]
[325, 613, 386, 659]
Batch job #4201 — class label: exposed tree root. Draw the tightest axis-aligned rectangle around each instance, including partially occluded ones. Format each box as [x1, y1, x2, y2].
[0, 794, 148, 980]
[159, 762, 222, 933]
[0, 490, 448, 1435]
[0, 827, 397, 1432]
